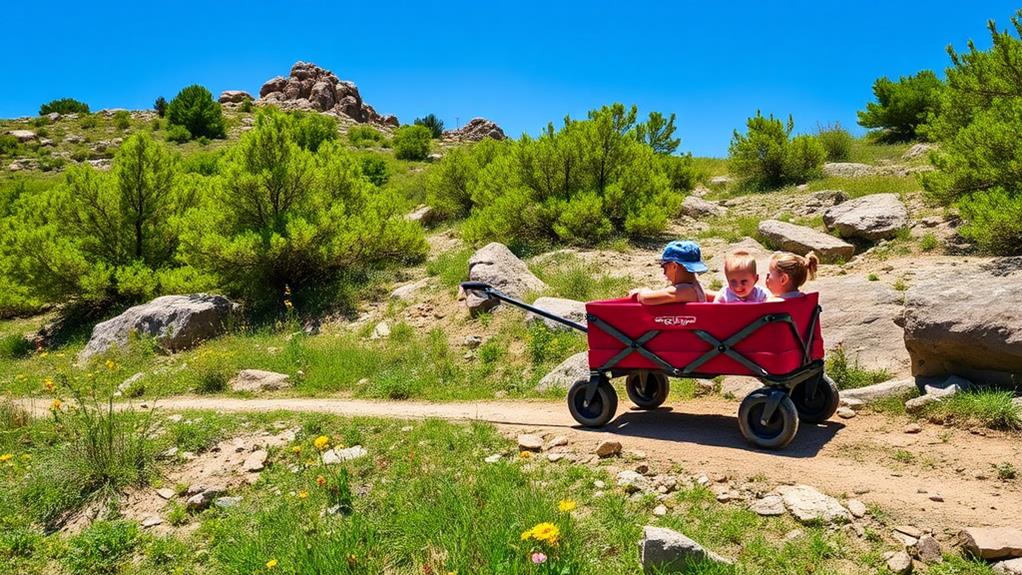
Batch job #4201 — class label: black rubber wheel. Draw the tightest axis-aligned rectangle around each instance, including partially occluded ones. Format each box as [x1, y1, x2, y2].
[738, 389, 799, 449]
[625, 372, 670, 409]
[567, 378, 618, 428]
[790, 373, 840, 424]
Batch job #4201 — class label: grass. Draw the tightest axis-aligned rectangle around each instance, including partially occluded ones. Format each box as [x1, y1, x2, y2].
[825, 345, 891, 390]
[805, 175, 921, 199]
[697, 214, 762, 243]
[919, 390, 1022, 431]
[845, 139, 914, 165]
[529, 252, 632, 302]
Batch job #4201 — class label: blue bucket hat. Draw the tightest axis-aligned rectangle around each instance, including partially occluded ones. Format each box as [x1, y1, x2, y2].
[658, 240, 708, 274]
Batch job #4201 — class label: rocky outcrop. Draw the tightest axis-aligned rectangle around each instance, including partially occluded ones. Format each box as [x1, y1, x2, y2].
[442, 117, 506, 142]
[219, 90, 253, 104]
[758, 220, 855, 262]
[526, 297, 587, 331]
[78, 294, 236, 363]
[823, 193, 908, 241]
[815, 275, 910, 374]
[681, 195, 725, 218]
[257, 61, 398, 127]
[899, 259, 1022, 383]
[463, 243, 546, 314]
[793, 190, 847, 217]
[8, 130, 36, 142]
[824, 162, 879, 177]
[961, 527, 1022, 560]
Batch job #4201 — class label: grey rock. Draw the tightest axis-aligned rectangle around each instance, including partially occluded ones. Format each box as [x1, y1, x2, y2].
[442, 117, 506, 142]
[321, 445, 368, 464]
[463, 335, 484, 349]
[526, 297, 587, 331]
[653, 504, 668, 516]
[639, 525, 733, 573]
[840, 397, 865, 411]
[405, 205, 436, 225]
[823, 193, 909, 241]
[709, 176, 731, 186]
[797, 190, 848, 216]
[916, 534, 942, 563]
[595, 440, 622, 458]
[218, 90, 253, 103]
[371, 321, 391, 339]
[824, 162, 878, 177]
[186, 489, 223, 511]
[391, 278, 428, 300]
[994, 558, 1022, 574]
[758, 220, 855, 263]
[846, 499, 867, 518]
[815, 275, 910, 375]
[78, 294, 236, 363]
[8, 129, 36, 142]
[681, 195, 725, 218]
[777, 484, 851, 524]
[484, 453, 501, 463]
[960, 527, 1022, 560]
[156, 488, 176, 500]
[617, 470, 650, 493]
[536, 351, 589, 391]
[836, 406, 857, 419]
[464, 242, 547, 314]
[749, 494, 786, 516]
[214, 496, 243, 509]
[230, 370, 291, 393]
[141, 516, 163, 528]
[885, 550, 913, 574]
[895, 525, 923, 539]
[839, 378, 916, 403]
[903, 143, 935, 160]
[517, 434, 543, 452]
[242, 449, 268, 472]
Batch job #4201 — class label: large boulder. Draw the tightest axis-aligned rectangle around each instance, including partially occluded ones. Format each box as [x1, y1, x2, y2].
[257, 61, 395, 126]
[961, 527, 1022, 560]
[218, 90, 253, 104]
[536, 352, 589, 391]
[78, 294, 236, 363]
[639, 526, 732, 573]
[442, 117, 506, 142]
[681, 195, 725, 218]
[8, 130, 37, 142]
[899, 259, 1022, 383]
[814, 275, 910, 374]
[758, 220, 855, 263]
[229, 369, 291, 392]
[823, 193, 909, 241]
[526, 297, 587, 331]
[793, 190, 848, 217]
[464, 243, 546, 314]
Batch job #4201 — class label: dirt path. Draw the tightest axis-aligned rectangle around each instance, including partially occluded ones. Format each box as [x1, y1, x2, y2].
[121, 394, 1022, 534]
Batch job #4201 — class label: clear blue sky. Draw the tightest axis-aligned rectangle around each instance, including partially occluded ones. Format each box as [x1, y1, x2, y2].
[3, 1, 1018, 156]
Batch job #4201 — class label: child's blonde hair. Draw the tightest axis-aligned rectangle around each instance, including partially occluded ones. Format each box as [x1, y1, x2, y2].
[723, 250, 757, 275]
[770, 251, 819, 289]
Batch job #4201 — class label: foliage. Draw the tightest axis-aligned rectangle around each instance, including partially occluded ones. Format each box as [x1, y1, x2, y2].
[178, 109, 427, 313]
[63, 520, 139, 575]
[165, 123, 191, 143]
[920, 390, 1021, 431]
[921, 11, 1022, 254]
[0, 132, 201, 307]
[291, 111, 337, 152]
[360, 154, 389, 186]
[728, 112, 826, 190]
[393, 125, 432, 160]
[347, 125, 385, 148]
[153, 96, 167, 117]
[428, 103, 682, 246]
[413, 113, 444, 138]
[825, 345, 891, 390]
[166, 84, 226, 140]
[635, 110, 680, 154]
[857, 70, 942, 142]
[0, 134, 19, 156]
[112, 110, 131, 131]
[816, 122, 854, 161]
[0, 333, 33, 359]
[39, 98, 89, 116]
[660, 153, 701, 193]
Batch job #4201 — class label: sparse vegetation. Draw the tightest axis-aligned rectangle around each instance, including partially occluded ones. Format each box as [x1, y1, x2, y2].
[920, 390, 1022, 431]
[728, 112, 826, 190]
[826, 345, 891, 390]
[816, 122, 854, 161]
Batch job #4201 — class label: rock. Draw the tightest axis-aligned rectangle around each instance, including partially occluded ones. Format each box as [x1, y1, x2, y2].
[526, 297, 587, 331]
[141, 516, 163, 528]
[517, 434, 543, 452]
[895, 525, 923, 539]
[536, 351, 589, 391]
[617, 470, 650, 493]
[218, 90, 253, 103]
[78, 294, 236, 363]
[653, 504, 668, 516]
[900, 263, 1022, 383]
[916, 534, 942, 563]
[681, 195, 725, 218]
[546, 436, 568, 449]
[546, 452, 566, 462]
[321, 445, 368, 465]
[405, 205, 435, 225]
[371, 322, 391, 339]
[709, 176, 731, 186]
[257, 61, 395, 125]
[841, 397, 865, 411]
[442, 117, 506, 142]
[229, 369, 291, 393]
[45, 112, 61, 122]
[64, 134, 84, 144]
[797, 190, 848, 216]
[839, 378, 917, 403]
[8, 129, 36, 142]
[904, 423, 922, 433]
[905, 374, 970, 414]
[426, 152, 443, 162]
[464, 242, 546, 314]
[718, 376, 762, 398]
[824, 162, 878, 178]
[749, 494, 786, 516]
[463, 335, 484, 349]
[214, 496, 243, 509]
[595, 440, 622, 458]
[886, 550, 913, 574]
[836, 406, 857, 419]
[639, 525, 732, 573]
[994, 558, 1022, 574]
[903, 143, 935, 160]
[960, 527, 1022, 560]
[156, 488, 176, 500]
[758, 220, 855, 263]
[391, 278, 428, 300]
[846, 499, 867, 518]
[243, 449, 268, 472]
[776, 485, 851, 524]
[484, 453, 501, 463]
[186, 489, 222, 511]
[823, 193, 909, 241]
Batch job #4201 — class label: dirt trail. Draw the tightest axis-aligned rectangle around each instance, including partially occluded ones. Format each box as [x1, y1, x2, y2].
[129, 394, 1021, 533]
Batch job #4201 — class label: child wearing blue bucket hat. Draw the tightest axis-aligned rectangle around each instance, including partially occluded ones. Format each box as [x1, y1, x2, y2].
[629, 240, 711, 304]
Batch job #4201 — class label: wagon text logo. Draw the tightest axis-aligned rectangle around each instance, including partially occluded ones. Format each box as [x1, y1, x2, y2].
[653, 315, 697, 327]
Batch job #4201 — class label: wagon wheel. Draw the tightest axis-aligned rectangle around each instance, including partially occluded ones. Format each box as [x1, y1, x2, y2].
[790, 373, 839, 424]
[625, 372, 670, 410]
[738, 389, 799, 449]
[567, 378, 618, 428]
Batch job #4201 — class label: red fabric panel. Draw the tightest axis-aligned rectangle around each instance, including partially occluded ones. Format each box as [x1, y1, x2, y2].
[585, 293, 824, 376]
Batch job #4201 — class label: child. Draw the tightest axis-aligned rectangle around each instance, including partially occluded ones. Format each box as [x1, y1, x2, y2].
[629, 240, 709, 304]
[714, 250, 769, 303]
[765, 251, 819, 300]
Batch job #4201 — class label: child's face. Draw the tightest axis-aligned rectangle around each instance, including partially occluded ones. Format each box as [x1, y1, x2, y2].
[765, 262, 788, 295]
[662, 262, 690, 284]
[725, 269, 758, 299]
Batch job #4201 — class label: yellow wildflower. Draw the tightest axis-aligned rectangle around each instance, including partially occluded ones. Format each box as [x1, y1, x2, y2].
[51, 399, 63, 411]
[292, 445, 302, 454]
[265, 559, 278, 570]
[315, 475, 326, 487]
[313, 435, 330, 451]
[297, 490, 309, 499]
[519, 451, 531, 459]
[525, 522, 560, 546]
[558, 499, 577, 513]
[43, 378, 55, 391]
[38, 351, 48, 358]
[0, 453, 13, 463]
[105, 359, 117, 371]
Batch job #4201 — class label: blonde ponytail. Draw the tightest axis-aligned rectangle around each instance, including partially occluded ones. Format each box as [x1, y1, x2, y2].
[771, 251, 818, 289]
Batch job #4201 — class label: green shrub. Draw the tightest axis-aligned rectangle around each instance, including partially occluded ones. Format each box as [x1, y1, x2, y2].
[150, 117, 161, 131]
[166, 84, 226, 140]
[112, 110, 131, 130]
[413, 113, 444, 138]
[196, 365, 229, 394]
[393, 125, 432, 160]
[857, 70, 941, 142]
[921, 390, 1021, 431]
[634, 110, 680, 154]
[79, 113, 98, 129]
[0, 333, 33, 359]
[153, 96, 167, 117]
[816, 122, 854, 161]
[956, 188, 1022, 254]
[360, 155, 389, 186]
[728, 112, 826, 190]
[239, 99, 253, 113]
[181, 149, 222, 176]
[165, 124, 191, 143]
[660, 153, 701, 193]
[348, 125, 384, 148]
[919, 232, 939, 251]
[0, 134, 19, 156]
[179, 109, 427, 312]
[64, 520, 139, 575]
[424, 139, 503, 220]
[292, 111, 337, 152]
[39, 98, 90, 115]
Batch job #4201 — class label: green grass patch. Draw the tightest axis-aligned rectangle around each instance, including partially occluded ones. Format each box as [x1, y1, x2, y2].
[530, 252, 632, 302]
[426, 246, 473, 289]
[806, 175, 920, 199]
[825, 345, 891, 390]
[920, 390, 1022, 431]
[697, 214, 762, 243]
[846, 140, 914, 165]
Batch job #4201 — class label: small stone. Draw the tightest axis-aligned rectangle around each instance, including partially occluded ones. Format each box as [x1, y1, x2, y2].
[749, 495, 786, 516]
[617, 470, 650, 493]
[653, 504, 668, 516]
[595, 441, 622, 458]
[463, 335, 483, 349]
[635, 463, 649, 475]
[321, 445, 368, 464]
[214, 496, 243, 509]
[545, 436, 568, 450]
[886, 550, 913, 574]
[593, 480, 606, 489]
[547, 452, 566, 462]
[517, 434, 543, 452]
[847, 499, 867, 518]
[895, 525, 923, 539]
[400, 426, 413, 432]
[916, 534, 942, 564]
[904, 424, 923, 434]
[186, 489, 222, 511]
[929, 494, 944, 502]
[370, 321, 390, 339]
[785, 529, 804, 540]
[156, 488, 176, 500]
[141, 516, 163, 528]
[696, 475, 710, 486]
[484, 454, 501, 463]
[840, 397, 865, 411]
[837, 407, 857, 419]
[243, 449, 268, 472]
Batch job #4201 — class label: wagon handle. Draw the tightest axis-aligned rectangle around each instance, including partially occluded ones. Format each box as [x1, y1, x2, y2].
[460, 282, 589, 334]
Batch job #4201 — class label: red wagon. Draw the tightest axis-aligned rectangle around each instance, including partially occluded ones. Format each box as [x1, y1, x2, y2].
[462, 281, 839, 449]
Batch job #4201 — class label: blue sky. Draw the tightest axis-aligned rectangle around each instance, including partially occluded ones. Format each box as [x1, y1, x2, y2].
[3, 1, 1018, 156]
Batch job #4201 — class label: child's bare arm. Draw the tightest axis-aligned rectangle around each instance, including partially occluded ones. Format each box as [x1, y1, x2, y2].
[635, 285, 699, 305]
